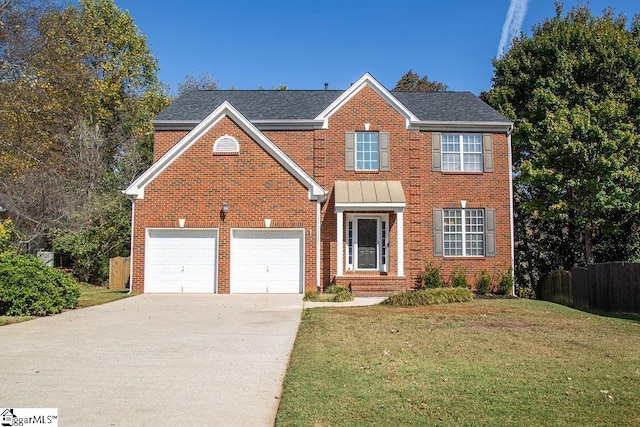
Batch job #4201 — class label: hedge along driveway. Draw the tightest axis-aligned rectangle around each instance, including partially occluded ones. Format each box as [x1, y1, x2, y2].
[0, 294, 303, 426]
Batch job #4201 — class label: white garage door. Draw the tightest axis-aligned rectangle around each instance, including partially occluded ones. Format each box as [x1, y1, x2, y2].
[146, 229, 217, 293]
[231, 229, 303, 293]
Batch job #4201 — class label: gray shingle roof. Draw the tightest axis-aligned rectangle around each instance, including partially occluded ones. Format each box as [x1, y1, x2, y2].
[154, 89, 510, 123]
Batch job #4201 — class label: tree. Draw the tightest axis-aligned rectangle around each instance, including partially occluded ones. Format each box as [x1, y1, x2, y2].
[177, 71, 218, 95]
[483, 3, 640, 295]
[0, 0, 170, 283]
[394, 69, 447, 91]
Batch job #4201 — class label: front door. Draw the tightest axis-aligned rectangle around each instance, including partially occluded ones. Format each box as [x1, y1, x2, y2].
[357, 219, 377, 269]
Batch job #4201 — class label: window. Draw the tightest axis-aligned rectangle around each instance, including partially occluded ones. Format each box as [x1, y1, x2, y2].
[345, 131, 389, 171]
[443, 209, 485, 256]
[356, 132, 379, 171]
[442, 134, 482, 172]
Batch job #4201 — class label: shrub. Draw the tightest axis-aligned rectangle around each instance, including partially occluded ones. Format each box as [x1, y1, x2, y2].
[325, 285, 349, 294]
[333, 287, 354, 302]
[496, 267, 514, 295]
[382, 287, 474, 306]
[450, 265, 468, 288]
[0, 253, 81, 316]
[475, 269, 492, 295]
[419, 261, 443, 289]
[304, 286, 354, 302]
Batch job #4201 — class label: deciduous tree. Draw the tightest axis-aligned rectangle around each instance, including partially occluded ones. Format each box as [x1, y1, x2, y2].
[394, 69, 447, 92]
[483, 3, 640, 295]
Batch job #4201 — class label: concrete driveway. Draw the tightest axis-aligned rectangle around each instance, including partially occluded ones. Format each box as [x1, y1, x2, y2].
[0, 294, 303, 426]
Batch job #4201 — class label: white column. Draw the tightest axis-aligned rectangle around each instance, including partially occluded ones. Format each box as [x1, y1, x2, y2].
[336, 210, 344, 277]
[397, 210, 404, 277]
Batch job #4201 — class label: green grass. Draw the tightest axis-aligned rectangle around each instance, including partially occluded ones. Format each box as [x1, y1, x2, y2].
[1, 283, 132, 326]
[276, 299, 640, 426]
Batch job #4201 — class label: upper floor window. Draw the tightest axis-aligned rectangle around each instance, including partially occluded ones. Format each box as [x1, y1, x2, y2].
[345, 131, 390, 172]
[442, 134, 482, 172]
[356, 132, 379, 171]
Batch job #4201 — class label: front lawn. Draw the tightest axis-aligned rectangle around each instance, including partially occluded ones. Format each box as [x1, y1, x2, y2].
[276, 299, 640, 426]
[0, 283, 131, 326]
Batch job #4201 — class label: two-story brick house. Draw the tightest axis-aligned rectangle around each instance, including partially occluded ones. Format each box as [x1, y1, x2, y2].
[125, 73, 513, 295]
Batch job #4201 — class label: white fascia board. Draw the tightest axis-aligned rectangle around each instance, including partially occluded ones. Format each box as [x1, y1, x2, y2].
[251, 119, 325, 130]
[152, 120, 201, 130]
[154, 119, 326, 131]
[409, 120, 514, 133]
[125, 101, 326, 201]
[315, 72, 419, 129]
[334, 202, 406, 213]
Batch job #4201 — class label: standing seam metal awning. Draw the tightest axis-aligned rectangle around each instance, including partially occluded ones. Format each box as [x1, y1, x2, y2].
[334, 181, 406, 211]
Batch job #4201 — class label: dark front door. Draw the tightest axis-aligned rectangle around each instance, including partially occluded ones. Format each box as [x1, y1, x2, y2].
[357, 219, 377, 269]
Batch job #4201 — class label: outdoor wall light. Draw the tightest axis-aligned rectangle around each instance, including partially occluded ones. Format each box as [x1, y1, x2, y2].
[222, 202, 229, 214]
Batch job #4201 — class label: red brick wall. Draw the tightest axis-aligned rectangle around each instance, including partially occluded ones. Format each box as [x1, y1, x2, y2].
[132, 117, 317, 293]
[136, 85, 513, 294]
[153, 130, 189, 161]
[308, 86, 512, 290]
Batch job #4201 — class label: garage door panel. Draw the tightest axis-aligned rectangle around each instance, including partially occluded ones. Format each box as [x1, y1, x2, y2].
[231, 230, 303, 294]
[146, 229, 217, 293]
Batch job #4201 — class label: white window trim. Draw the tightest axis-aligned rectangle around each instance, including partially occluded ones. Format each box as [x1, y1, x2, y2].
[345, 214, 389, 272]
[443, 208, 485, 257]
[355, 131, 379, 171]
[442, 133, 482, 172]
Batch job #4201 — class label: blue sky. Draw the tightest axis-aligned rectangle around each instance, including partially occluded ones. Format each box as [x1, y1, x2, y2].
[112, 0, 638, 95]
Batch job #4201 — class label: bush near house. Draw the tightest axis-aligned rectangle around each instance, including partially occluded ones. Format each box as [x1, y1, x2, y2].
[0, 253, 81, 316]
[418, 261, 443, 289]
[382, 288, 474, 306]
[450, 265, 468, 288]
[475, 269, 492, 295]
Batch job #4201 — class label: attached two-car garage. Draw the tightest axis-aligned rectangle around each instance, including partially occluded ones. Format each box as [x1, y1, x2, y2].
[144, 228, 303, 294]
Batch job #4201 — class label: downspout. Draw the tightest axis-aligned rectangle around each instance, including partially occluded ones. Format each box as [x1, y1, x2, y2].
[507, 130, 516, 296]
[316, 200, 322, 292]
[128, 197, 135, 294]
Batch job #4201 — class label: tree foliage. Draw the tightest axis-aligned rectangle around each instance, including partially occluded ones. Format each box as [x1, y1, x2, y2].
[0, 0, 170, 284]
[483, 3, 640, 295]
[177, 71, 218, 95]
[394, 69, 448, 92]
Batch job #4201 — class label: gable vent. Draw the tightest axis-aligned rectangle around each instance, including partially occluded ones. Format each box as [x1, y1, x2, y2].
[213, 135, 239, 153]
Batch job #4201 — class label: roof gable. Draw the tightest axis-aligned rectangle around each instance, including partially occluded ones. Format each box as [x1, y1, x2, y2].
[314, 73, 419, 129]
[125, 101, 326, 200]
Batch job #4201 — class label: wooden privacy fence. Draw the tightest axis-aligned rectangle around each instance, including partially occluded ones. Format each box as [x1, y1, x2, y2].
[109, 256, 130, 290]
[540, 262, 640, 313]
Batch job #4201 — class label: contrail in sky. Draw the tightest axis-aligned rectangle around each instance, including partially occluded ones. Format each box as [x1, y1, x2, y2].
[497, 0, 528, 58]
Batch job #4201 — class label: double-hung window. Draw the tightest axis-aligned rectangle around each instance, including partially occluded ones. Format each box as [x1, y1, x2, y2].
[356, 132, 379, 171]
[443, 208, 485, 256]
[442, 134, 482, 172]
[345, 131, 390, 171]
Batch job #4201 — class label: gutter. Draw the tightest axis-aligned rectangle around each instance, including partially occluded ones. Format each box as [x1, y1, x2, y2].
[507, 132, 516, 296]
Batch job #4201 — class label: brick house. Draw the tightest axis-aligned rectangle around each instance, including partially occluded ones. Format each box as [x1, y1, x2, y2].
[125, 73, 514, 295]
